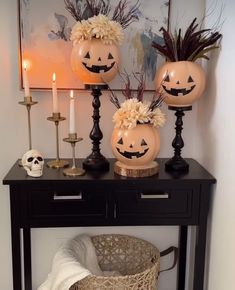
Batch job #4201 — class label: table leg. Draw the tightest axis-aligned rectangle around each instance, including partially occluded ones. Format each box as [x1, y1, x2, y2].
[193, 185, 211, 290]
[177, 226, 188, 290]
[11, 224, 22, 290]
[23, 228, 32, 290]
[193, 224, 207, 290]
[10, 190, 22, 290]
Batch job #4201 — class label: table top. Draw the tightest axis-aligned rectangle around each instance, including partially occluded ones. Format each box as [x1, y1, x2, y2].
[3, 158, 216, 185]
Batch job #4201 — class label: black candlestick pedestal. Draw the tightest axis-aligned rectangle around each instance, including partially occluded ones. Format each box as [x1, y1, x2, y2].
[83, 84, 109, 171]
[165, 105, 192, 172]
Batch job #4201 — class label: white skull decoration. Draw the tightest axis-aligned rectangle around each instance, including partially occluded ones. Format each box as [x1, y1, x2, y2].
[22, 149, 44, 177]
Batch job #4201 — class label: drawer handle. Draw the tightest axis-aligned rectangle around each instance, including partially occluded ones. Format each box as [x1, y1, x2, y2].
[53, 193, 82, 200]
[140, 193, 169, 199]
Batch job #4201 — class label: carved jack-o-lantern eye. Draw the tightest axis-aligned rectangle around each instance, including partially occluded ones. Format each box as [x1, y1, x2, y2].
[164, 74, 194, 84]
[108, 53, 114, 59]
[141, 139, 147, 146]
[164, 75, 170, 82]
[188, 75, 194, 83]
[117, 138, 123, 145]
[84, 52, 90, 59]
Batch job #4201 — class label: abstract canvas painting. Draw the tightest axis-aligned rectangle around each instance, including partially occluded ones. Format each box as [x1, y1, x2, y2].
[19, 0, 171, 90]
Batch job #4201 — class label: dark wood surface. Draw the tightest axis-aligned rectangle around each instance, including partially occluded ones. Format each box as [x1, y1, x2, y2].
[3, 158, 215, 184]
[3, 158, 216, 290]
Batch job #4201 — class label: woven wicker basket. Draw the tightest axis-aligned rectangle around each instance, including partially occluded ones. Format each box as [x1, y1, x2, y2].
[70, 234, 160, 290]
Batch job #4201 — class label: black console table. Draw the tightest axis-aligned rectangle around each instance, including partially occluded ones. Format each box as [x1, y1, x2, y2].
[3, 158, 215, 290]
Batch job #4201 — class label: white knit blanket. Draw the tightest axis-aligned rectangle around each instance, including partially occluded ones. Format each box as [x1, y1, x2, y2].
[37, 234, 103, 290]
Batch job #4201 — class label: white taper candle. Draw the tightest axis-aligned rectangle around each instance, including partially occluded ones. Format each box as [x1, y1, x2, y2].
[23, 61, 30, 97]
[69, 90, 76, 134]
[52, 73, 59, 113]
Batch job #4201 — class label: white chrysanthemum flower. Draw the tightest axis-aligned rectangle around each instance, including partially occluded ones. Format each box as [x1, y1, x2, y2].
[70, 14, 124, 46]
[113, 99, 150, 129]
[113, 98, 166, 129]
[70, 20, 92, 45]
[150, 108, 166, 128]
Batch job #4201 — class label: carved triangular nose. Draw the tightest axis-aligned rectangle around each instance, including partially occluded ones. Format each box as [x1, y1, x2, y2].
[98, 57, 101, 61]
[129, 144, 133, 148]
[34, 160, 39, 164]
[176, 81, 180, 84]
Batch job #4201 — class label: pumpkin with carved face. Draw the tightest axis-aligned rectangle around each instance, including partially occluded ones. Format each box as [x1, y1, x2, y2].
[111, 124, 160, 167]
[155, 61, 206, 107]
[71, 39, 120, 85]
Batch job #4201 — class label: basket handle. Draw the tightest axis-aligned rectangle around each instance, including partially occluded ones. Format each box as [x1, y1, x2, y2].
[159, 246, 178, 273]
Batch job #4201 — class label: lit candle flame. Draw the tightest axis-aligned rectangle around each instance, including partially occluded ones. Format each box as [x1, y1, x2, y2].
[70, 90, 74, 99]
[23, 61, 28, 71]
[52, 72, 56, 82]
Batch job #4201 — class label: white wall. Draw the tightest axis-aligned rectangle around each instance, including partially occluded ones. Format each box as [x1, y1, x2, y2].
[195, 0, 235, 289]
[0, 1, 204, 289]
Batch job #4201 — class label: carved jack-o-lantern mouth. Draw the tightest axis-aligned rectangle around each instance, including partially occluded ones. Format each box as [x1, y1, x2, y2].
[116, 147, 149, 159]
[116, 138, 149, 159]
[162, 84, 196, 96]
[82, 61, 115, 73]
[111, 124, 161, 168]
[162, 74, 196, 96]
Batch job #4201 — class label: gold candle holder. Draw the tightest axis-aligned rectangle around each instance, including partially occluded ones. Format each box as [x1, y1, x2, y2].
[63, 133, 85, 176]
[47, 112, 69, 168]
[19, 96, 38, 150]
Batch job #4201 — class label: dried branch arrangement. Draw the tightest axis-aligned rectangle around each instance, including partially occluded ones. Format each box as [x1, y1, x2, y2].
[64, 0, 140, 29]
[152, 18, 222, 62]
[109, 71, 165, 110]
[112, 0, 139, 29]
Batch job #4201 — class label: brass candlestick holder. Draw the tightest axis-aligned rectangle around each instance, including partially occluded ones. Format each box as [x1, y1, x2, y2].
[63, 133, 85, 176]
[47, 112, 69, 168]
[19, 96, 38, 150]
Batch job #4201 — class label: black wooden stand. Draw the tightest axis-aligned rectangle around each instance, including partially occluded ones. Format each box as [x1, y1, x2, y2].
[83, 84, 109, 171]
[165, 105, 192, 172]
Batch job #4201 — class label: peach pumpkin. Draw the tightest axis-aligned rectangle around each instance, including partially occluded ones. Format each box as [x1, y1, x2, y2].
[155, 61, 206, 107]
[111, 124, 160, 168]
[71, 39, 120, 85]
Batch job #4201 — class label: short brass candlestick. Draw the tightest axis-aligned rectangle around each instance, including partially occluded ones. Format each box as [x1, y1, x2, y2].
[63, 133, 85, 176]
[19, 96, 38, 150]
[47, 112, 69, 168]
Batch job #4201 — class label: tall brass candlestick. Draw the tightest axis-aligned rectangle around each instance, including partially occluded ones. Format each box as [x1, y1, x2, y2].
[63, 133, 85, 176]
[47, 112, 69, 168]
[19, 96, 38, 150]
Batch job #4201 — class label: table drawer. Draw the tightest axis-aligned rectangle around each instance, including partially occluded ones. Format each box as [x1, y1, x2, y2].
[115, 185, 200, 224]
[25, 188, 107, 220]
